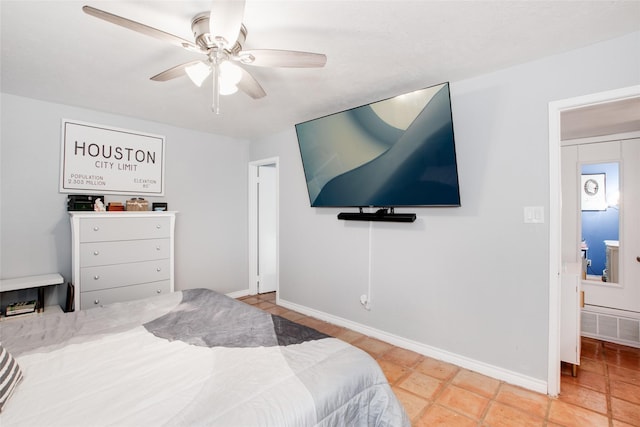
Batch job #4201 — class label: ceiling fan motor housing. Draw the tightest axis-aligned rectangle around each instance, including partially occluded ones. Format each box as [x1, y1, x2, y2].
[191, 12, 246, 54]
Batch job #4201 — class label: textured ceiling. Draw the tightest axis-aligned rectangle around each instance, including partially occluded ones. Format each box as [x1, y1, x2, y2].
[2, 1, 639, 139]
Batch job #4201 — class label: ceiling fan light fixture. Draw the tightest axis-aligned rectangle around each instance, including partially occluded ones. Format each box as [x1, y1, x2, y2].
[219, 61, 242, 85]
[185, 61, 211, 87]
[82, 2, 325, 114]
[219, 81, 239, 95]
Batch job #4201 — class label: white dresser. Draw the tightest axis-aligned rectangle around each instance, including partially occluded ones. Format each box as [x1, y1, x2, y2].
[70, 211, 176, 310]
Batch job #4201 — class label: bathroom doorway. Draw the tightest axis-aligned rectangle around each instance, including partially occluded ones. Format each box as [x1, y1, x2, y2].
[248, 158, 279, 295]
[580, 162, 619, 283]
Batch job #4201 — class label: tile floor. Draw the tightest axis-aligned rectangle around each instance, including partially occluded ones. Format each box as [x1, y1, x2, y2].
[239, 292, 640, 426]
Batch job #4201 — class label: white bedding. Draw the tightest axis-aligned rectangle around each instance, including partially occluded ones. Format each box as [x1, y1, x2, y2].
[0, 289, 409, 426]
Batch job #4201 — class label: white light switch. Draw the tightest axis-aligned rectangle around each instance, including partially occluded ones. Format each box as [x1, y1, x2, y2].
[524, 206, 544, 223]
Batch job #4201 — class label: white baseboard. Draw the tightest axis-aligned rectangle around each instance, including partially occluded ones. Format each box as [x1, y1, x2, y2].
[226, 289, 250, 299]
[278, 298, 548, 395]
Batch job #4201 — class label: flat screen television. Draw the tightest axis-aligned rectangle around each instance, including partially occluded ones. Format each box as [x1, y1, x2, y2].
[295, 82, 461, 209]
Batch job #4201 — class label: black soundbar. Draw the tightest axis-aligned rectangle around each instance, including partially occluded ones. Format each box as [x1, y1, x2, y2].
[337, 208, 416, 223]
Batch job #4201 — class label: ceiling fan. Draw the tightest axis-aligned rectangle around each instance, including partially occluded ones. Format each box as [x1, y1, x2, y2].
[82, 1, 327, 113]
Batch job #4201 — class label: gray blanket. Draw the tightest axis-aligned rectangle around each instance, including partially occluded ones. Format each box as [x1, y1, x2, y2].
[0, 289, 410, 427]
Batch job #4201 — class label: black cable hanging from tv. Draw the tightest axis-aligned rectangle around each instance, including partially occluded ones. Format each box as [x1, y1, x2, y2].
[337, 207, 416, 223]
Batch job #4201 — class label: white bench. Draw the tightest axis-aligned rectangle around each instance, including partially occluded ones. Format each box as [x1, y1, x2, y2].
[0, 273, 64, 314]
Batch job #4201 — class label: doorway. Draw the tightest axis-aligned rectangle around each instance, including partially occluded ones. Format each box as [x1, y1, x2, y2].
[548, 85, 640, 396]
[248, 158, 279, 295]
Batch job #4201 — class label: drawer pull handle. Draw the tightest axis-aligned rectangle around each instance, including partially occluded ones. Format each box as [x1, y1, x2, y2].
[93, 226, 100, 231]
[94, 275, 100, 280]
[93, 251, 100, 256]
[156, 224, 161, 229]
[156, 246, 161, 251]
[94, 299, 100, 305]
[156, 267, 162, 272]
[156, 289, 161, 294]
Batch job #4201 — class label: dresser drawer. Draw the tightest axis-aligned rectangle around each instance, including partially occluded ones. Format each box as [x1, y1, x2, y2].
[81, 280, 171, 309]
[80, 259, 170, 292]
[79, 217, 170, 242]
[80, 239, 170, 267]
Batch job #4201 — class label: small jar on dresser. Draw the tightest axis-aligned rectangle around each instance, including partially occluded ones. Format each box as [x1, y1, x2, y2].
[69, 211, 177, 310]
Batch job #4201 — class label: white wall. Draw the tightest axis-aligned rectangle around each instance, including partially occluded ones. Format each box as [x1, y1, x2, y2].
[0, 94, 250, 295]
[250, 31, 640, 384]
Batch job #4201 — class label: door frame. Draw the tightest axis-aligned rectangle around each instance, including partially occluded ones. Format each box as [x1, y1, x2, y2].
[248, 157, 280, 295]
[547, 84, 640, 396]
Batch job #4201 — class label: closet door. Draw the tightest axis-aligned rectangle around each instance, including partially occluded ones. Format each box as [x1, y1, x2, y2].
[574, 139, 639, 313]
[620, 139, 640, 310]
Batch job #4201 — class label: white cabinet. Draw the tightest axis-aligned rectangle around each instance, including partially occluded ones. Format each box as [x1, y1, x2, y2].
[70, 212, 176, 310]
[604, 240, 619, 283]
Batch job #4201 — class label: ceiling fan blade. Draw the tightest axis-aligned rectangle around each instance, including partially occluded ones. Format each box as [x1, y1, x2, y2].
[150, 60, 204, 82]
[82, 5, 201, 52]
[237, 67, 266, 99]
[236, 50, 327, 68]
[209, 0, 246, 47]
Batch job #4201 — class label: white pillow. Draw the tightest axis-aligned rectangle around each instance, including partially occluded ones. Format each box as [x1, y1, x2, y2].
[0, 343, 23, 412]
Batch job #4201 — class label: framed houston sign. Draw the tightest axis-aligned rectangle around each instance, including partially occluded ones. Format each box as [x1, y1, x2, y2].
[60, 120, 165, 196]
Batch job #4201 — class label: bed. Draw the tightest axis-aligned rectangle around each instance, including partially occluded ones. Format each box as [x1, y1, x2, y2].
[0, 288, 409, 426]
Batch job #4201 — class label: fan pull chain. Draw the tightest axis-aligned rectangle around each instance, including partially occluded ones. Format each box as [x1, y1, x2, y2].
[212, 57, 221, 114]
